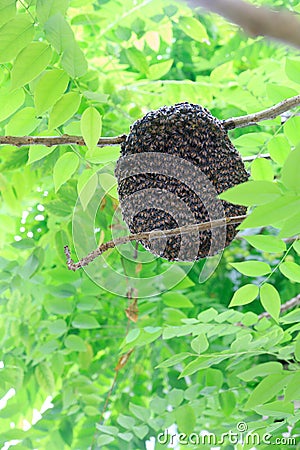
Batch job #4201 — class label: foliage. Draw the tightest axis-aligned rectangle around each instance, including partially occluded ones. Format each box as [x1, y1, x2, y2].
[0, 0, 300, 449]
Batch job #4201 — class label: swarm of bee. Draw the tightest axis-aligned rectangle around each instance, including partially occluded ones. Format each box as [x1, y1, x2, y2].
[115, 102, 248, 261]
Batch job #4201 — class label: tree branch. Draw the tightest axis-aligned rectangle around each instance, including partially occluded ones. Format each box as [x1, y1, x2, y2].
[64, 215, 247, 271]
[186, 0, 300, 49]
[1, 95, 299, 151]
[0, 134, 127, 148]
[222, 95, 300, 130]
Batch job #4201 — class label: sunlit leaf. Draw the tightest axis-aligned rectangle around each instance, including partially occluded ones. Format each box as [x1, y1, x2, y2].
[229, 284, 259, 307]
[53, 152, 79, 192]
[260, 283, 281, 322]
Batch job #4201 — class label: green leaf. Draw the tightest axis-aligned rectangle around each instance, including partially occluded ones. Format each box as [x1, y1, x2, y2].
[148, 59, 173, 80]
[129, 403, 150, 422]
[49, 91, 81, 129]
[0, 0, 16, 28]
[285, 58, 300, 84]
[239, 195, 300, 229]
[96, 424, 119, 436]
[162, 292, 193, 308]
[132, 425, 148, 440]
[230, 261, 271, 277]
[191, 333, 209, 354]
[267, 84, 298, 103]
[44, 296, 73, 315]
[238, 362, 283, 381]
[98, 173, 118, 199]
[281, 145, 300, 193]
[178, 16, 209, 43]
[126, 47, 149, 74]
[37, 0, 69, 25]
[53, 152, 79, 192]
[97, 435, 115, 446]
[254, 400, 294, 417]
[156, 352, 191, 368]
[118, 432, 133, 442]
[284, 117, 300, 146]
[197, 308, 218, 322]
[268, 135, 290, 165]
[61, 41, 88, 78]
[5, 107, 38, 136]
[28, 131, 57, 164]
[175, 405, 196, 434]
[279, 261, 300, 282]
[285, 372, 300, 401]
[0, 87, 25, 121]
[64, 335, 86, 351]
[219, 180, 281, 206]
[34, 69, 69, 115]
[72, 314, 100, 329]
[86, 146, 120, 164]
[11, 42, 52, 89]
[48, 319, 67, 335]
[251, 158, 273, 181]
[117, 414, 135, 429]
[219, 391, 236, 417]
[167, 389, 184, 407]
[295, 334, 300, 362]
[278, 211, 300, 238]
[80, 106, 102, 151]
[180, 355, 231, 377]
[210, 61, 234, 83]
[44, 13, 74, 53]
[260, 283, 281, 322]
[35, 363, 55, 394]
[77, 169, 98, 210]
[59, 418, 73, 447]
[0, 15, 34, 63]
[234, 132, 271, 150]
[229, 284, 259, 307]
[244, 235, 286, 253]
[281, 309, 300, 324]
[245, 373, 291, 409]
[293, 240, 300, 255]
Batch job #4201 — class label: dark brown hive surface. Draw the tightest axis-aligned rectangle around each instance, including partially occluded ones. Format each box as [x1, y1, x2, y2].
[115, 102, 248, 261]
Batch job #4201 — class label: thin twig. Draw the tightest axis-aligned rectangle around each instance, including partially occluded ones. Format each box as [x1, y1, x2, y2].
[64, 215, 247, 271]
[242, 153, 270, 162]
[0, 134, 127, 148]
[186, 0, 300, 49]
[223, 95, 300, 130]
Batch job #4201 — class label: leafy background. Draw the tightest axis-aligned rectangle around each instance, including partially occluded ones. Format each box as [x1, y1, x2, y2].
[0, 0, 300, 449]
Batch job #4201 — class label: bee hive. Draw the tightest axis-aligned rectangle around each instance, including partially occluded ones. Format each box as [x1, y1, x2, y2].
[115, 102, 248, 261]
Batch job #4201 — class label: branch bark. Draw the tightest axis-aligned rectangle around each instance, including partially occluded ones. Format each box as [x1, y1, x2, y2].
[64, 214, 247, 271]
[186, 0, 300, 49]
[0, 134, 127, 148]
[222, 95, 300, 130]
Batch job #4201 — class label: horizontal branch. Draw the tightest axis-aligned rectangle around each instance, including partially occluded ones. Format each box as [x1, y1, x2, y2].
[187, 0, 300, 49]
[223, 95, 300, 130]
[1, 95, 299, 151]
[64, 215, 247, 271]
[0, 134, 127, 148]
